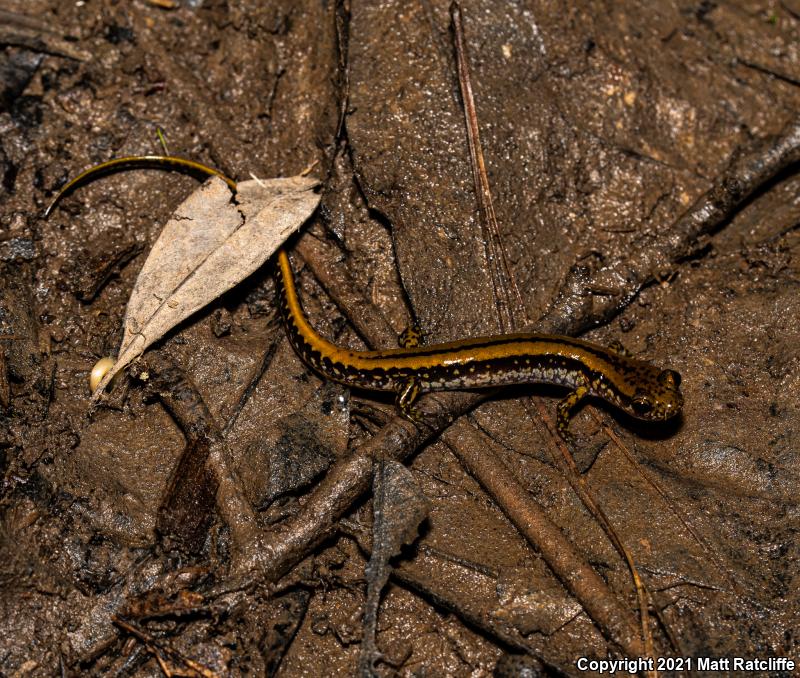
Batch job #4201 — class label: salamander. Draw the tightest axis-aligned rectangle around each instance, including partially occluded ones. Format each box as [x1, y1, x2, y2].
[275, 249, 683, 441]
[43, 154, 683, 443]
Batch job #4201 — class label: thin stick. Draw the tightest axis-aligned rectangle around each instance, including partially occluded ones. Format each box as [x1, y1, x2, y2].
[532, 400, 657, 664]
[450, 1, 528, 331]
[590, 409, 742, 595]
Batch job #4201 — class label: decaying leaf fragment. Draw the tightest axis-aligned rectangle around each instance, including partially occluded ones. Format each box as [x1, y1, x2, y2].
[359, 459, 430, 676]
[91, 174, 321, 397]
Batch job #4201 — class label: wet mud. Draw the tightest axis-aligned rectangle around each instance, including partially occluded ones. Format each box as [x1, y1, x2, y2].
[1, 1, 799, 676]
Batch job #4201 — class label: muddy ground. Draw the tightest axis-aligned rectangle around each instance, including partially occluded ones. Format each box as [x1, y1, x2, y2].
[1, 0, 799, 676]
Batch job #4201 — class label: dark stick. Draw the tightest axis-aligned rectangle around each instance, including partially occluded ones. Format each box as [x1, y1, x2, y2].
[450, 1, 527, 331]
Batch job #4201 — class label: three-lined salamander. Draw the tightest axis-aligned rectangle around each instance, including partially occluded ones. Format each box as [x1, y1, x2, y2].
[43, 154, 683, 443]
[275, 250, 683, 441]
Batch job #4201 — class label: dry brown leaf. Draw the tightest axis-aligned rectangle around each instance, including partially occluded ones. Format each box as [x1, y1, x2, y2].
[92, 174, 320, 397]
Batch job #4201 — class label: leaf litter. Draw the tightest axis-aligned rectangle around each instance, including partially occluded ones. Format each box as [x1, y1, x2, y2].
[85, 173, 321, 396]
[359, 458, 430, 676]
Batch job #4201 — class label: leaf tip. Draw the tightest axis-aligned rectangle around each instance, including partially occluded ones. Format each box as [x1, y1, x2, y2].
[89, 356, 124, 399]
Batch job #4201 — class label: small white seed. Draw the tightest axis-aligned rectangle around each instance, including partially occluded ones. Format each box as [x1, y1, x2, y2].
[89, 356, 116, 393]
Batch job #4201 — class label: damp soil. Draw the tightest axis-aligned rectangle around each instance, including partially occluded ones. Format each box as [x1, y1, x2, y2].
[2, 1, 800, 676]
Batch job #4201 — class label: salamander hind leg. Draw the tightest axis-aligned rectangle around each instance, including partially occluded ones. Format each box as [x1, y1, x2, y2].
[396, 377, 422, 421]
[556, 385, 588, 447]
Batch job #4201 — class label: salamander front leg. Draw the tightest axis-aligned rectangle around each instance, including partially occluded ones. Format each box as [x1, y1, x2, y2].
[608, 339, 632, 358]
[556, 385, 588, 446]
[396, 378, 422, 421]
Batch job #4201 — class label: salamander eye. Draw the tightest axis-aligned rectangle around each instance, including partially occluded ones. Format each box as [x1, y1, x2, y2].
[631, 394, 654, 416]
[658, 369, 681, 389]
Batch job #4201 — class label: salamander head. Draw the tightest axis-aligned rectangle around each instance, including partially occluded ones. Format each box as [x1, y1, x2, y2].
[624, 367, 683, 421]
